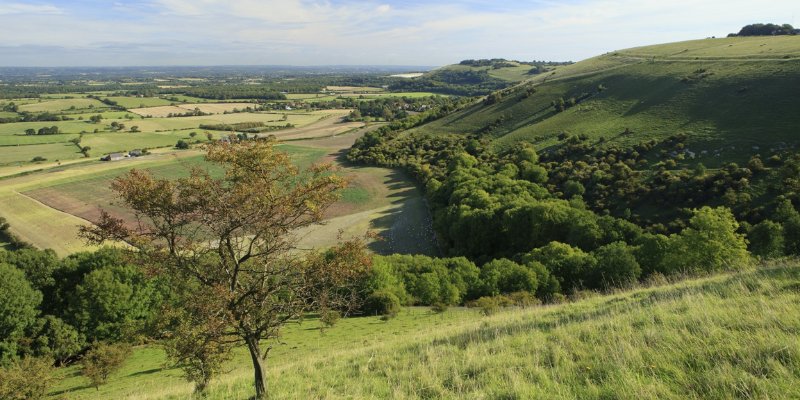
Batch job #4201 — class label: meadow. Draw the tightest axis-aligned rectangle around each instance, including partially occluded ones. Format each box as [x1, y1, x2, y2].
[47, 262, 800, 399]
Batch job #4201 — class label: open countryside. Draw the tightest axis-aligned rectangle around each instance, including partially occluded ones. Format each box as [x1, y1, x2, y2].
[1, 4, 800, 399]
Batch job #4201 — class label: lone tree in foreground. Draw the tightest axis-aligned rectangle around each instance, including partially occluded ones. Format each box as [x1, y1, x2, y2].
[81, 139, 372, 398]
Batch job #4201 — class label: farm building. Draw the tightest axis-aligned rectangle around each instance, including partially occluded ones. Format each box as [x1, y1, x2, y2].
[101, 153, 126, 161]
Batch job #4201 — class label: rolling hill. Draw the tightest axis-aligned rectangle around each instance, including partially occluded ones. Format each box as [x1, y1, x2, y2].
[412, 36, 800, 165]
[50, 262, 800, 399]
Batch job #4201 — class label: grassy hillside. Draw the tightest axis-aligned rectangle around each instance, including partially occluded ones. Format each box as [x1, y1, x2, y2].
[51, 263, 800, 399]
[413, 36, 800, 164]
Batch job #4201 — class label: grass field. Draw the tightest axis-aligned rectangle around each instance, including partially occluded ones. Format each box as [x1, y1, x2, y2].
[0, 110, 348, 166]
[17, 98, 110, 113]
[105, 96, 176, 109]
[128, 103, 258, 117]
[0, 124, 436, 256]
[48, 262, 800, 399]
[413, 36, 800, 165]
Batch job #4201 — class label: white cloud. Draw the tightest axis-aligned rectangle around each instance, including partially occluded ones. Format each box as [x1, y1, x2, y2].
[1, 0, 799, 65]
[0, 2, 62, 15]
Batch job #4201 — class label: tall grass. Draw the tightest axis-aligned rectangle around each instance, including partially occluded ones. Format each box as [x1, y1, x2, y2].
[52, 263, 800, 399]
[187, 264, 800, 399]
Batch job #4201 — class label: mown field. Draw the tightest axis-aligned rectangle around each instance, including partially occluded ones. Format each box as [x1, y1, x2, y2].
[48, 262, 800, 399]
[413, 36, 800, 165]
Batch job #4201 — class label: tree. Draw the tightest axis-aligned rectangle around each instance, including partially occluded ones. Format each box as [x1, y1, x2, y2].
[81, 140, 371, 399]
[130, 126, 139, 133]
[25, 128, 35, 136]
[667, 207, 749, 273]
[67, 263, 155, 342]
[748, 220, 785, 258]
[81, 342, 131, 390]
[175, 139, 189, 149]
[0, 263, 42, 365]
[591, 241, 641, 289]
[89, 114, 103, 124]
[479, 258, 538, 296]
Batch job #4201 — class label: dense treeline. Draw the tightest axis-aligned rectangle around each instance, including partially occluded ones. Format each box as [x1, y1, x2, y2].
[0, 83, 155, 100]
[389, 69, 508, 96]
[158, 85, 288, 100]
[729, 23, 799, 37]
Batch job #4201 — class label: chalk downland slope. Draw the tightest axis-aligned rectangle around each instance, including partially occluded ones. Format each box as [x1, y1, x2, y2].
[413, 36, 800, 163]
[51, 263, 800, 399]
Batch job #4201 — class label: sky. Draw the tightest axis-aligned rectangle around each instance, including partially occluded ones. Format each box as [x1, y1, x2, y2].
[0, 0, 798, 67]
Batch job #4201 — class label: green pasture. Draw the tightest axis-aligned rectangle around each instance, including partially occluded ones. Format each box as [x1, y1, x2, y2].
[104, 96, 176, 109]
[17, 98, 110, 113]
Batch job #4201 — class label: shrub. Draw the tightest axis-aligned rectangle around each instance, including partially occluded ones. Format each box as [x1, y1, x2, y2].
[431, 302, 448, 313]
[473, 296, 500, 316]
[508, 291, 540, 308]
[82, 342, 131, 390]
[320, 309, 341, 328]
[0, 357, 54, 400]
[175, 140, 189, 149]
[363, 291, 401, 318]
[591, 241, 641, 289]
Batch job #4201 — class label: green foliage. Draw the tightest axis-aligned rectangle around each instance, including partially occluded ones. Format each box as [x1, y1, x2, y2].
[0, 357, 55, 400]
[479, 258, 538, 297]
[666, 207, 750, 273]
[370, 255, 480, 306]
[590, 241, 641, 289]
[524, 242, 597, 293]
[473, 296, 501, 316]
[363, 291, 401, 318]
[67, 262, 155, 343]
[81, 342, 131, 390]
[748, 220, 785, 258]
[0, 263, 42, 365]
[29, 315, 84, 365]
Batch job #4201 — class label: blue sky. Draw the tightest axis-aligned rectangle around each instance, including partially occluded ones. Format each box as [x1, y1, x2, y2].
[0, 0, 798, 66]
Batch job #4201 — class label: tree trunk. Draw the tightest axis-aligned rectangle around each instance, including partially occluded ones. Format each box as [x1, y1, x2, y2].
[245, 336, 268, 399]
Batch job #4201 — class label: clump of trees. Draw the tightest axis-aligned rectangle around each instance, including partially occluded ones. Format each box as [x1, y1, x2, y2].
[24, 126, 60, 135]
[729, 23, 798, 37]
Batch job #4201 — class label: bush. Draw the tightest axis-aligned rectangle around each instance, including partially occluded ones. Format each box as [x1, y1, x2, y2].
[363, 291, 401, 318]
[0, 357, 55, 400]
[748, 220, 785, 258]
[508, 291, 540, 308]
[473, 296, 500, 316]
[479, 258, 538, 297]
[175, 140, 189, 149]
[82, 342, 131, 390]
[430, 302, 448, 313]
[320, 309, 341, 328]
[591, 241, 641, 289]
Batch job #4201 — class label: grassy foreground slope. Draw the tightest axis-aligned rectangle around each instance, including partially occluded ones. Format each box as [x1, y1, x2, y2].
[55, 263, 800, 399]
[415, 36, 800, 163]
